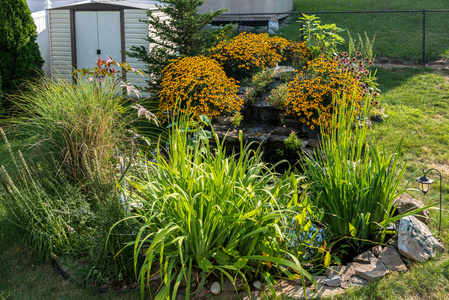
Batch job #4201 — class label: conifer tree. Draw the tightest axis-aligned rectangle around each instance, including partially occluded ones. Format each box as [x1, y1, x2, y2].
[127, 0, 233, 93]
[0, 0, 44, 99]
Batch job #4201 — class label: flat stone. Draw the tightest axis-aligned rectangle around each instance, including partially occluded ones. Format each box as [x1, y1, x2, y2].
[394, 194, 430, 223]
[267, 134, 286, 143]
[353, 250, 376, 264]
[299, 275, 327, 287]
[282, 283, 345, 299]
[217, 115, 233, 125]
[212, 123, 234, 131]
[324, 275, 341, 287]
[398, 216, 445, 262]
[307, 131, 319, 139]
[283, 118, 302, 128]
[341, 276, 368, 289]
[253, 280, 262, 290]
[272, 126, 297, 136]
[215, 130, 239, 144]
[378, 246, 408, 272]
[307, 138, 320, 148]
[353, 258, 389, 282]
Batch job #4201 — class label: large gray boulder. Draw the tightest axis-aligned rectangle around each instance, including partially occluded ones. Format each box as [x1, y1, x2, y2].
[398, 216, 444, 262]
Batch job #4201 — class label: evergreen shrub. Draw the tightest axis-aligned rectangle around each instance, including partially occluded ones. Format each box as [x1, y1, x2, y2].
[0, 0, 44, 99]
[126, 0, 233, 93]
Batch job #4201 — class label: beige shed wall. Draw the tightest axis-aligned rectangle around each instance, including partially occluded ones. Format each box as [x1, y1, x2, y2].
[49, 9, 72, 79]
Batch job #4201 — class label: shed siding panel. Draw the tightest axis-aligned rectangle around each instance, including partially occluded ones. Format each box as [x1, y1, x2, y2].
[124, 9, 151, 94]
[49, 10, 72, 79]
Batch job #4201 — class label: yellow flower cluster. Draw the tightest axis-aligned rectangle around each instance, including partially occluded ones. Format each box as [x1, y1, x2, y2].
[158, 56, 243, 120]
[285, 56, 364, 130]
[209, 32, 290, 79]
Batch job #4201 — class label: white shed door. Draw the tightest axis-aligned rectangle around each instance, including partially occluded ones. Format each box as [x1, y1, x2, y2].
[75, 11, 121, 69]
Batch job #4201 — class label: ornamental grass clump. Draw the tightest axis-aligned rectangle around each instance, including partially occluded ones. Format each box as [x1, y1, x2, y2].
[285, 56, 364, 130]
[116, 113, 324, 299]
[12, 76, 130, 192]
[301, 94, 423, 252]
[158, 55, 242, 121]
[209, 32, 290, 79]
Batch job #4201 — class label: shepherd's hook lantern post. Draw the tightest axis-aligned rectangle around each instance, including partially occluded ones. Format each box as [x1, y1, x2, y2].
[416, 168, 442, 235]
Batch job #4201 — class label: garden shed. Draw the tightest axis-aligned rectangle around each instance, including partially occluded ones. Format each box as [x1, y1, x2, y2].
[48, 0, 166, 90]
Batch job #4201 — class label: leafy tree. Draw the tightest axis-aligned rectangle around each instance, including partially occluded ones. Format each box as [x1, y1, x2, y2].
[127, 0, 234, 93]
[0, 0, 44, 102]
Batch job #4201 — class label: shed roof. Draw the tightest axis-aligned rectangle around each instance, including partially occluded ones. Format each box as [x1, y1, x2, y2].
[50, 0, 160, 10]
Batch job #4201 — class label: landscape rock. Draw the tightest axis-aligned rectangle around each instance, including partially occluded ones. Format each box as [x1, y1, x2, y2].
[378, 246, 408, 272]
[353, 258, 389, 282]
[212, 123, 234, 132]
[398, 216, 445, 262]
[394, 194, 430, 223]
[372, 245, 383, 257]
[210, 281, 221, 295]
[353, 250, 376, 264]
[215, 130, 239, 144]
[287, 284, 345, 299]
[324, 275, 341, 287]
[217, 115, 233, 125]
[283, 118, 302, 129]
[340, 276, 368, 289]
[253, 280, 262, 290]
[307, 138, 320, 148]
[272, 126, 297, 136]
[267, 134, 286, 143]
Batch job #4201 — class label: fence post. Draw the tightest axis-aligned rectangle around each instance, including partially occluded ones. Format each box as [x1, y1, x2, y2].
[422, 10, 426, 67]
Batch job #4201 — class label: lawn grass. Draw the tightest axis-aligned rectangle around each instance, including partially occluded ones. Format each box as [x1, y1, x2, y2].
[276, 1, 449, 63]
[0, 219, 140, 300]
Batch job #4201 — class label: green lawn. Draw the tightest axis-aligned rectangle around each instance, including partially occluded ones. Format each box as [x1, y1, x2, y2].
[276, 1, 449, 63]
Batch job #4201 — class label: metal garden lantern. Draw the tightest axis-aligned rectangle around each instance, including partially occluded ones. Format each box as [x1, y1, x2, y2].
[416, 168, 442, 235]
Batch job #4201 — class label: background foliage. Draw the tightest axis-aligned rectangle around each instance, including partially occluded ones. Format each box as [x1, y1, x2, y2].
[127, 0, 234, 93]
[0, 0, 44, 112]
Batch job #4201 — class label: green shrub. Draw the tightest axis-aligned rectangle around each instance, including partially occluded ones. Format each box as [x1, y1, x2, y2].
[267, 83, 289, 108]
[301, 94, 421, 252]
[284, 131, 303, 151]
[0, 0, 44, 100]
[252, 68, 274, 93]
[116, 114, 322, 299]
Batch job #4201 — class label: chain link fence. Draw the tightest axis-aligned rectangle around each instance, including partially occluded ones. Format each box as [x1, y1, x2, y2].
[212, 10, 449, 66]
